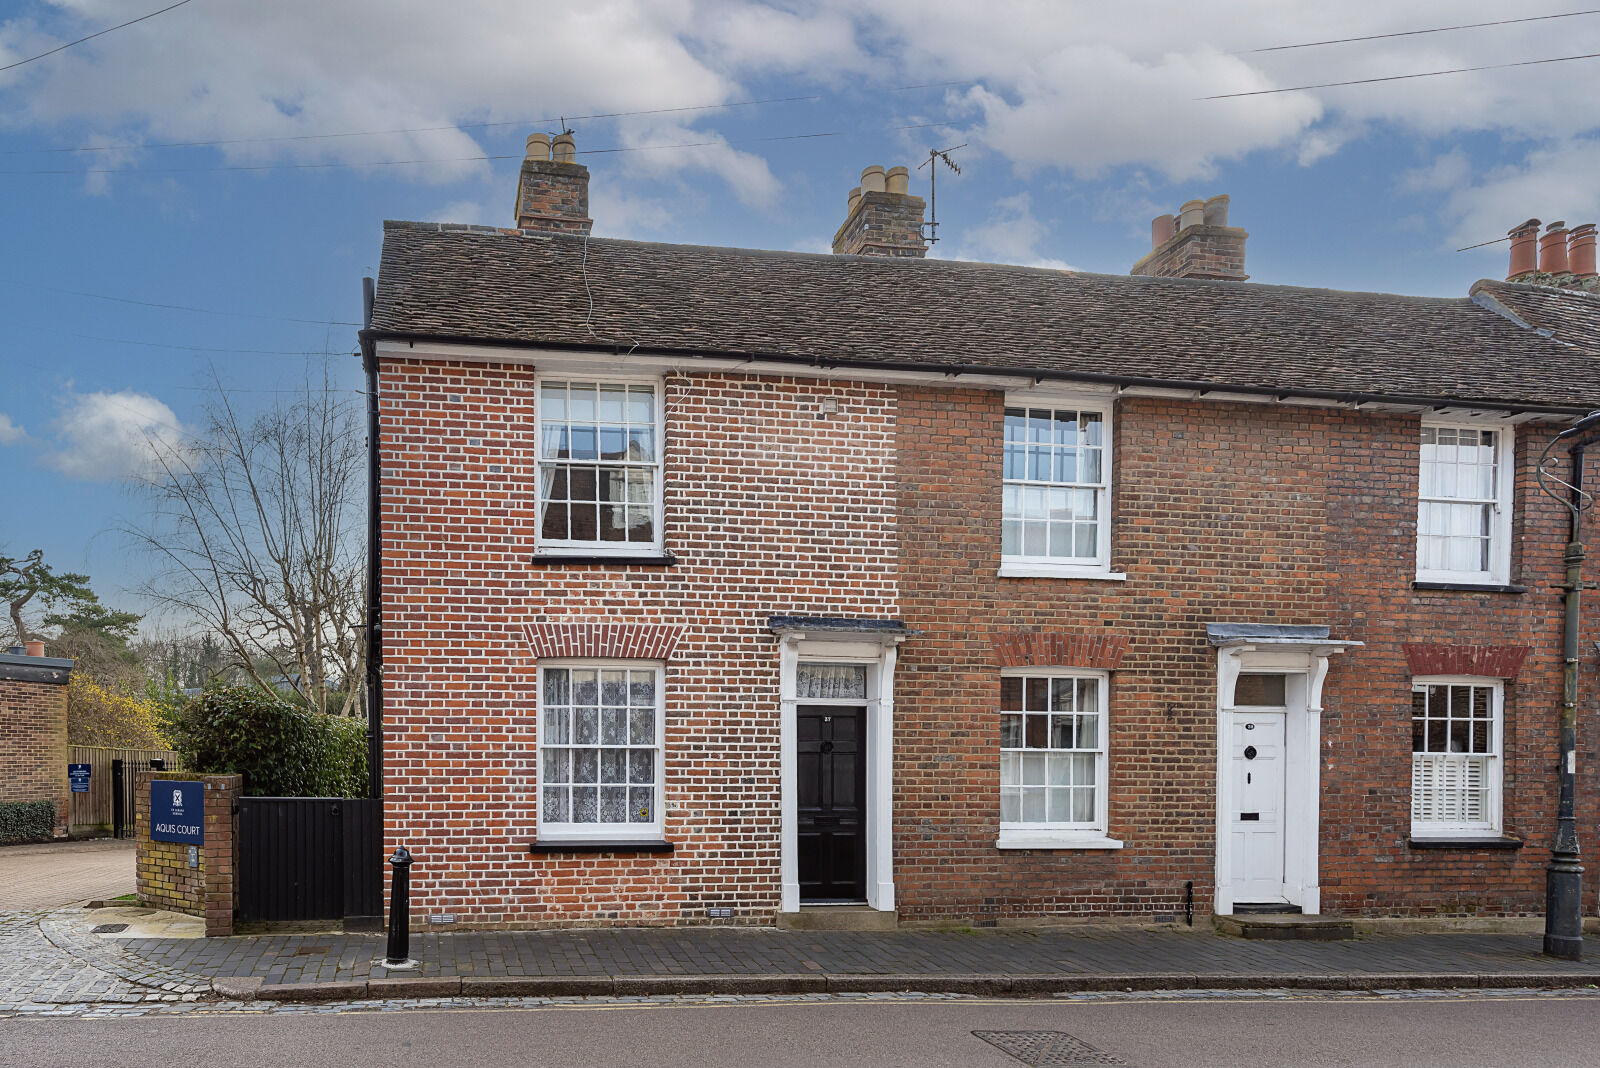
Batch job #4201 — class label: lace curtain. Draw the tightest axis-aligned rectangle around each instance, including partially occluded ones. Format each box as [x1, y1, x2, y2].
[796, 663, 867, 700]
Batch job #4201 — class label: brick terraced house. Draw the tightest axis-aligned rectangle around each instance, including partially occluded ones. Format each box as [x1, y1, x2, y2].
[360, 133, 1600, 929]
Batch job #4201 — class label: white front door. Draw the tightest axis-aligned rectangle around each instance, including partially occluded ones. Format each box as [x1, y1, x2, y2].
[1228, 709, 1287, 904]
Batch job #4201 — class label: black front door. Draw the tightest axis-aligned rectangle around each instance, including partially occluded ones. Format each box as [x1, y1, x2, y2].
[797, 704, 867, 901]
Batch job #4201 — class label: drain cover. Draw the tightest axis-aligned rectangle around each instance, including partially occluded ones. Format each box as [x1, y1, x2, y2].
[90, 924, 129, 935]
[972, 1031, 1127, 1066]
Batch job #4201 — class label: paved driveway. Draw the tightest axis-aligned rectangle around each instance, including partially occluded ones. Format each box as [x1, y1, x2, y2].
[0, 840, 135, 910]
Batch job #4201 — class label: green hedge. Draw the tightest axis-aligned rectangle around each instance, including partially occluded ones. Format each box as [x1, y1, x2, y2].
[171, 685, 369, 797]
[0, 801, 58, 845]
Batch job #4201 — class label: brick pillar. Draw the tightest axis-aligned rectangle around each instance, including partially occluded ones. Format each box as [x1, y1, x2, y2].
[136, 771, 241, 936]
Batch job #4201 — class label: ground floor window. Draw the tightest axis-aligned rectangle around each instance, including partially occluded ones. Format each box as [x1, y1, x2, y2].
[1411, 677, 1502, 838]
[538, 662, 662, 840]
[1000, 670, 1109, 838]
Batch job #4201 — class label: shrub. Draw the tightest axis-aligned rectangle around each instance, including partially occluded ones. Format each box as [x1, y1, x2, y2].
[0, 801, 58, 845]
[66, 674, 170, 748]
[170, 685, 368, 797]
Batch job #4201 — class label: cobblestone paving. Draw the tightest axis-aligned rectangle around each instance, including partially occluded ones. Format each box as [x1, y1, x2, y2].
[118, 926, 1600, 985]
[0, 910, 209, 1013]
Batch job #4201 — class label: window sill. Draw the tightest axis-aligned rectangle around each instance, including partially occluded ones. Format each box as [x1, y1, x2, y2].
[528, 839, 674, 853]
[998, 563, 1127, 581]
[996, 833, 1124, 851]
[531, 553, 677, 567]
[1407, 836, 1523, 851]
[1412, 580, 1525, 594]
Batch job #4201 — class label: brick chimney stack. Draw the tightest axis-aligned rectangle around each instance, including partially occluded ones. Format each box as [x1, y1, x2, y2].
[1131, 194, 1248, 281]
[514, 132, 593, 235]
[1506, 217, 1598, 291]
[832, 164, 927, 257]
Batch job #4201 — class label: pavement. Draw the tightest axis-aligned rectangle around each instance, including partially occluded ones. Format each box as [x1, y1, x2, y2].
[0, 838, 135, 910]
[3, 900, 1600, 1017]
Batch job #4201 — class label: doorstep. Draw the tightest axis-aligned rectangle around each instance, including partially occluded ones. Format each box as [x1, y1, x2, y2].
[775, 904, 898, 932]
[1214, 914, 1355, 941]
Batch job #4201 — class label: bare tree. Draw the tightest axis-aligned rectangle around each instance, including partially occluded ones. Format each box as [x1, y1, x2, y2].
[126, 364, 367, 716]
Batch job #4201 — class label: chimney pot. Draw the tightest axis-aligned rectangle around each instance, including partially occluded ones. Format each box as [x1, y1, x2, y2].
[1202, 194, 1230, 227]
[832, 164, 926, 257]
[1151, 214, 1176, 248]
[514, 131, 592, 234]
[1132, 196, 1247, 281]
[1568, 223, 1597, 279]
[1540, 221, 1570, 275]
[24, 640, 44, 658]
[1507, 218, 1541, 278]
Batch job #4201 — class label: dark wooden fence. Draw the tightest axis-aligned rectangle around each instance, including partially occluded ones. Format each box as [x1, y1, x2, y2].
[236, 797, 383, 926]
[70, 746, 181, 836]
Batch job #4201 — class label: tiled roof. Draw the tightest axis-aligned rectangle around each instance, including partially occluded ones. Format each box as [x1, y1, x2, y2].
[371, 221, 1600, 412]
[1470, 279, 1600, 357]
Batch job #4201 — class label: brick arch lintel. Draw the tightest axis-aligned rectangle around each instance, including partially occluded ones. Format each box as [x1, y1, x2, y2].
[992, 631, 1130, 671]
[523, 621, 686, 661]
[1403, 643, 1531, 680]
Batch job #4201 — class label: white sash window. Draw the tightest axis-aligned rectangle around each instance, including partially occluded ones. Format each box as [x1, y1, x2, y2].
[1411, 678, 1502, 838]
[1417, 423, 1512, 584]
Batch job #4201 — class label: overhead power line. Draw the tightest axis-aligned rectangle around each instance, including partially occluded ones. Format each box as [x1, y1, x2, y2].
[0, 123, 952, 176]
[1203, 49, 1600, 98]
[1, 93, 825, 156]
[0, 0, 196, 74]
[1244, 9, 1600, 53]
[0, 278, 358, 325]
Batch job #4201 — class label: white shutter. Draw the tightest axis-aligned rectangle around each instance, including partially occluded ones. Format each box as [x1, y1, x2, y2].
[1412, 754, 1492, 833]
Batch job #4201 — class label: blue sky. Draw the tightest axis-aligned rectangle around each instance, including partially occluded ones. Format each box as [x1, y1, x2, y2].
[2, 1, 1598, 627]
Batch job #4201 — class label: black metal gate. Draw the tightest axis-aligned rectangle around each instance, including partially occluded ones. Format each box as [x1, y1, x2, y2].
[236, 797, 383, 925]
[111, 757, 167, 839]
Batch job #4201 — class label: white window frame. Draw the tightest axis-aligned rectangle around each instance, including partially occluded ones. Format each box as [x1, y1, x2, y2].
[1415, 420, 1514, 585]
[1410, 675, 1504, 839]
[536, 659, 665, 842]
[998, 394, 1122, 580]
[533, 376, 665, 557]
[996, 668, 1122, 850]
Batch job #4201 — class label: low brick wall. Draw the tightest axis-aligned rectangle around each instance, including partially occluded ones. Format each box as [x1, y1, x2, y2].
[136, 772, 241, 936]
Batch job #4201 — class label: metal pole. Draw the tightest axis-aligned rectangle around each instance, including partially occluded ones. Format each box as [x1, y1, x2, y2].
[1545, 442, 1586, 960]
[385, 845, 412, 966]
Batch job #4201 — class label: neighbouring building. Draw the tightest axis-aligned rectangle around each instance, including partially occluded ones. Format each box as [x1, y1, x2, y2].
[361, 135, 1600, 929]
[0, 641, 75, 842]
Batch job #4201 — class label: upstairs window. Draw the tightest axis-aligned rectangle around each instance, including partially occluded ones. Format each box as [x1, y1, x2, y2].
[1417, 423, 1512, 584]
[1001, 404, 1112, 576]
[1411, 678, 1502, 839]
[537, 380, 661, 554]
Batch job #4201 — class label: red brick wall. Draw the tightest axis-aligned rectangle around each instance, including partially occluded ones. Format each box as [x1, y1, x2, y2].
[379, 362, 897, 927]
[892, 391, 1594, 922]
[379, 358, 1595, 927]
[0, 678, 70, 838]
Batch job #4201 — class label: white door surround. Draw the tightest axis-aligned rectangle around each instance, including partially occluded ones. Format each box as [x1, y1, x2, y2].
[1209, 624, 1360, 917]
[772, 618, 910, 914]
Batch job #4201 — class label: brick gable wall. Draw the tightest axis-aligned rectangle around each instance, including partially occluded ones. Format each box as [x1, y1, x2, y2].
[379, 362, 897, 927]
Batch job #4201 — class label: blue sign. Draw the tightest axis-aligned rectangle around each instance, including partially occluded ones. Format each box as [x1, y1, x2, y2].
[150, 780, 205, 844]
[68, 763, 91, 793]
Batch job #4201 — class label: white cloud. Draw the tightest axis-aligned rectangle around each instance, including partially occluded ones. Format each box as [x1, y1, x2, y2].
[431, 198, 499, 227]
[0, 413, 25, 444]
[589, 186, 674, 237]
[46, 391, 186, 481]
[1429, 138, 1600, 256]
[944, 192, 1075, 271]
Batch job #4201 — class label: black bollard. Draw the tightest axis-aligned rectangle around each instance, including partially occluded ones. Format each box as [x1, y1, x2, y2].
[385, 846, 413, 966]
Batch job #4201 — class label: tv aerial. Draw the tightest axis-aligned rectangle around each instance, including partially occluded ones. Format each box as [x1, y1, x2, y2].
[917, 143, 966, 244]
